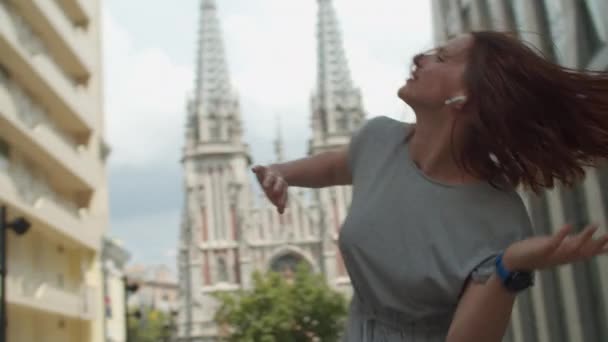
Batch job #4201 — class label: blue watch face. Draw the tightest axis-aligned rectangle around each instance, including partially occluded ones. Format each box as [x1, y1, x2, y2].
[507, 272, 533, 291]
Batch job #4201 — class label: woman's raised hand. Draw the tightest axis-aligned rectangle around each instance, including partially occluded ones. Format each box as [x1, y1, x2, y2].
[252, 165, 288, 214]
[504, 224, 608, 271]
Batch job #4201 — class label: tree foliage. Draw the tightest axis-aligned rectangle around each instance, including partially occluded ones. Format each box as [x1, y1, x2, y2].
[214, 264, 348, 342]
[127, 307, 173, 342]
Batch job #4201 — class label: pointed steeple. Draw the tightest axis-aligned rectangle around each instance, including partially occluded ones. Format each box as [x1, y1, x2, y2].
[310, 0, 365, 148]
[186, 0, 243, 146]
[274, 116, 284, 163]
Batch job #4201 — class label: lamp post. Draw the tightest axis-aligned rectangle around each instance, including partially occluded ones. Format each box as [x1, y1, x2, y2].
[1, 205, 31, 342]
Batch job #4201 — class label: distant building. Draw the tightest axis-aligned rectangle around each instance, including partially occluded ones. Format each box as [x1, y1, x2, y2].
[431, 1, 608, 342]
[0, 0, 108, 341]
[126, 264, 179, 314]
[102, 238, 131, 342]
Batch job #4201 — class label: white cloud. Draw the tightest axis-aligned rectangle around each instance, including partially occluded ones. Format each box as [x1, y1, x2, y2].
[103, 13, 193, 167]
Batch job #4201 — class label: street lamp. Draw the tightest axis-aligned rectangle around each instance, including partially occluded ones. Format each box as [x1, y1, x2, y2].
[1, 205, 31, 342]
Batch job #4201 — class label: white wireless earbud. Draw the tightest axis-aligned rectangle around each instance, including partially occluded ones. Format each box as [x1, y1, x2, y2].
[444, 95, 467, 105]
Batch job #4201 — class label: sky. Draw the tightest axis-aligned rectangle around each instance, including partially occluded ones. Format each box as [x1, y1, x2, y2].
[103, 0, 433, 271]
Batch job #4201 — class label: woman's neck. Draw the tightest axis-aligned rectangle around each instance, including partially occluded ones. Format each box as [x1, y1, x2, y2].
[408, 115, 477, 184]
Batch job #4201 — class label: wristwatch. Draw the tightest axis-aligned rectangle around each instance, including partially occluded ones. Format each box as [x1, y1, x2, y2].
[495, 253, 534, 292]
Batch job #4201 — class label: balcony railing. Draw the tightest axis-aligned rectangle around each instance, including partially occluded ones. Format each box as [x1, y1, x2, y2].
[54, 0, 91, 27]
[20, 0, 91, 80]
[7, 158, 81, 217]
[5, 2, 78, 86]
[0, 1, 93, 132]
[6, 273, 97, 320]
[0, 68, 79, 150]
[0, 67, 97, 190]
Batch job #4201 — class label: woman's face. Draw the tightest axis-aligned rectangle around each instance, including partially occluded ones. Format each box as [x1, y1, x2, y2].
[398, 34, 473, 111]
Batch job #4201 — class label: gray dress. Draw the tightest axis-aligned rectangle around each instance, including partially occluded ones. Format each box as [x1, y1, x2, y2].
[339, 116, 534, 341]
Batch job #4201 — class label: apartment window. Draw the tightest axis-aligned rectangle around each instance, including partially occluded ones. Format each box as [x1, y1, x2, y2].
[0, 137, 10, 169]
[577, 0, 604, 67]
[529, 191, 567, 342]
[560, 184, 607, 341]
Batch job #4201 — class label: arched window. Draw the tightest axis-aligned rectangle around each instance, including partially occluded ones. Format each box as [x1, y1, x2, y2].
[217, 257, 229, 283]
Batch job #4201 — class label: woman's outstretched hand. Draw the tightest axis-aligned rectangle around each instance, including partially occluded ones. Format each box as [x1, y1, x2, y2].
[252, 165, 288, 214]
[504, 224, 608, 271]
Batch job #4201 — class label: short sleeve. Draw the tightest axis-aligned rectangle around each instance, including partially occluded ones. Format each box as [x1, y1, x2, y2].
[347, 117, 382, 176]
[467, 192, 535, 284]
[470, 253, 501, 283]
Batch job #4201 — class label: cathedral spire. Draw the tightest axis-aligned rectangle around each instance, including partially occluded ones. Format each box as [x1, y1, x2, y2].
[311, 0, 365, 148]
[186, 0, 243, 146]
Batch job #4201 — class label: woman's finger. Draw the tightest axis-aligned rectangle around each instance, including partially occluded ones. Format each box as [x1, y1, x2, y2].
[263, 173, 276, 189]
[547, 225, 572, 255]
[252, 165, 266, 183]
[273, 177, 286, 195]
[571, 225, 599, 255]
[277, 190, 288, 214]
[590, 234, 608, 256]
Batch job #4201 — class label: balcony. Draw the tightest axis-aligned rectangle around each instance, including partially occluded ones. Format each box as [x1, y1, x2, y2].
[0, 72, 98, 192]
[6, 274, 98, 320]
[0, 2, 93, 136]
[55, 0, 91, 27]
[8, 0, 92, 81]
[0, 159, 99, 250]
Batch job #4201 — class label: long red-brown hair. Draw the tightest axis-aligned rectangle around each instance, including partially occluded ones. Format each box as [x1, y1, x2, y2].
[461, 31, 608, 192]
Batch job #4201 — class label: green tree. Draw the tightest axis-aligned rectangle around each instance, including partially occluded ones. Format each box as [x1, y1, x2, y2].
[215, 264, 348, 342]
[127, 307, 171, 342]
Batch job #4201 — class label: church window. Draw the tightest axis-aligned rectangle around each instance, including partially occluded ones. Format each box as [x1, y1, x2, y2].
[217, 257, 229, 283]
[210, 119, 221, 140]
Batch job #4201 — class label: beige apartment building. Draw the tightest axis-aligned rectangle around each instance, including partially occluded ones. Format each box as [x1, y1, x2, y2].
[431, 1, 608, 342]
[0, 0, 108, 341]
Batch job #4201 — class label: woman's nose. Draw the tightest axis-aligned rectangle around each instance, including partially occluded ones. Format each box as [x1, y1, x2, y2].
[413, 53, 424, 68]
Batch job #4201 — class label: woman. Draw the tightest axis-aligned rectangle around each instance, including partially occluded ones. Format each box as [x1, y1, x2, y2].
[252, 31, 608, 341]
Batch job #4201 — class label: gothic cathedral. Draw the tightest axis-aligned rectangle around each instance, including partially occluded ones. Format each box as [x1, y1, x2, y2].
[177, 1, 365, 340]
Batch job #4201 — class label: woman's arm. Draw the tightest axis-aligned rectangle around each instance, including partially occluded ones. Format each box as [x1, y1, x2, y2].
[446, 275, 516, 342]
[448, 224, 608, 342]
[251, 148, 351, 213]
[267, 148, 352, 188]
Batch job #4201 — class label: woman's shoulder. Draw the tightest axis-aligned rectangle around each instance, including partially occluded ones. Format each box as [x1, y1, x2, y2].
[356, 115, 412, 142]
